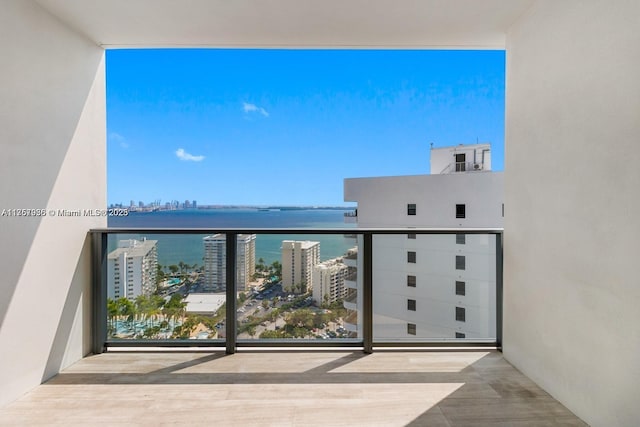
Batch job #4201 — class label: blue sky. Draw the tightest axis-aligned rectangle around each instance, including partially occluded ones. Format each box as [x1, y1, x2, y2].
[107, 49, 504, 206]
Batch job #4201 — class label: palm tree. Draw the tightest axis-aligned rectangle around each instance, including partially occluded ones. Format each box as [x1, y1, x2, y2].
[117, 297, 136, 331]
[107, 298, 118, 334]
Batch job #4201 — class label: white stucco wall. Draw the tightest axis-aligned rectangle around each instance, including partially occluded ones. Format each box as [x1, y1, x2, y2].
[373, 234, 496, 340]
[504, 1, 640, 426]
[0, 0, 105, 408]
[345, 172, 504, 228]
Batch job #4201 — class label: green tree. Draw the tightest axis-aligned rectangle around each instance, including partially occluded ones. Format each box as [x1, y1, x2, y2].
[116, 297, 136, 329]
[287, 309, 314, 330]
[107, 298, 118, 333]
[246, 325, 256, 338]
[260, 330, 282, 339]
[168, 264, 179, 275]
[321, 294, 330, 309]
[156, 264, 166, 285]
[163, 293, 186, 323]
[313, 312, 330, 329]
[271, 260, 282, 280]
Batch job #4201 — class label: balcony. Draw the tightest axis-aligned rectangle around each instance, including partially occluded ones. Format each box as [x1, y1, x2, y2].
[343, 289, 357, 310]
[343, 308, 358, 332]
[343, 210, 357, 224]
[344, 270, 358, 289]
[343, 249, 357, 267]
[440, 161, 486, 174]
[91, 228, 502, 352]
[0, 350, 586, 426]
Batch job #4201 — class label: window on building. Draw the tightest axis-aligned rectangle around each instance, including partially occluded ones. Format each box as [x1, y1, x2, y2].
[407, 275, 416, 287]
[407, 233, 416, 239]
[407, 251, 416, 263]
[456, 306, 466, 322]
[407, 203, 416, 215]
[407, 323, 416, 335]
[455, 153, 466, 172]
[456, 204, 466, 218]
[455, 280, 466, 296]
[456, 255, 465, 270]
[456, 233, 466, 244]
[407, 299, 416, 311]
[455, 332, 466, 338]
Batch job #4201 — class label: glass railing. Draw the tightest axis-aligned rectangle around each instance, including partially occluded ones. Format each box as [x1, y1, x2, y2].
[90, 228, 502, 353]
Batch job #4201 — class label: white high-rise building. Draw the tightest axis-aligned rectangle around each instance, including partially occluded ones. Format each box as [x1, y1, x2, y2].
[108, 239, 158, 300]
[312, 257, 348, 306]
[203, 234, 256, 292]
[344, 143, 503, 340]
[281, 240, 320, 294]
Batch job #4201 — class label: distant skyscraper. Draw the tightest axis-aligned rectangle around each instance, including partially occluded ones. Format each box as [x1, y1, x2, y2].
[281, 240, 320, 294]
[312, 257, 348, 306]
[108, 239, 158, 300]
[203, 234, 256, 292]
[192, 200, 197, 208]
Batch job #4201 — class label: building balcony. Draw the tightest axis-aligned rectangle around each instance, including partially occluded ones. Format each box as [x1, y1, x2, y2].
[343, 289, 357, 310]
[343, 210, 357, 223]
[439, 161, 487, 174]
[343, 249, 357, 267]
[344, 267, 358, 289]
[93, 227, 501, 351]
[343, 309, 358, 332]
[343, 257, 357, 268]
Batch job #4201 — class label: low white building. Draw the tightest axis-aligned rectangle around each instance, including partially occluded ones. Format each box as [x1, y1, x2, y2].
[344, 143, 503, 340]
[108, 239, 158, 300]
[312, 257, 348, 306]
[184, 293, 226, 315]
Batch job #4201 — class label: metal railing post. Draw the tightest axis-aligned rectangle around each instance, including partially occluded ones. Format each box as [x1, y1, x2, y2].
[496, 232, 503, 351]
[363, 232, 373, 354]
[91, 231, 107, 354]
[225, 232, 237, 354]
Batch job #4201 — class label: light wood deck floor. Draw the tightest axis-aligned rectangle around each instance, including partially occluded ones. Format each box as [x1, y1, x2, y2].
[0, 350, 587, 426]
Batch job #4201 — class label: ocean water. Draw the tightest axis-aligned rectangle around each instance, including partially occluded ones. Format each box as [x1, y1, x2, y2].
[107, 208, 355, 266]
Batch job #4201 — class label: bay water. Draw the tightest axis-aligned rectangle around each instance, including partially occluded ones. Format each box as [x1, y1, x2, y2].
[107, 208, 355, 267]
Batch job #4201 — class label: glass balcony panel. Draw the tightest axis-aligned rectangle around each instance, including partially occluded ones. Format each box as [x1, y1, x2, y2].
[106, 233, 225, 342]
[237, 233, 361, 342]
[372, 233, 497, 342]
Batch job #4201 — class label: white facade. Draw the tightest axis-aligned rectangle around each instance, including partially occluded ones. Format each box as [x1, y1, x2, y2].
[281, 240, 320, 294]
[107, 239, 158, 300]
[312, 258, 348, 306]
[344, 143, 503, 340]
[345, 172, 504, 228]
[203, 234, 256, 292]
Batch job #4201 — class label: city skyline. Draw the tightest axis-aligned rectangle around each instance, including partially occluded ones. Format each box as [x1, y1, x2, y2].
[107, 49, 505, 206]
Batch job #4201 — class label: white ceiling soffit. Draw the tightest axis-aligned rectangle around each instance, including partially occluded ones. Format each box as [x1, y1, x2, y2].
[36, 0, 534, 49]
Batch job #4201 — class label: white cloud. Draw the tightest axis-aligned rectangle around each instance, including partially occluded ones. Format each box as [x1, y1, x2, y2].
[109, 132, 129, 148]
[243, 102, 269, 117]
[175, 148, 205, 162]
